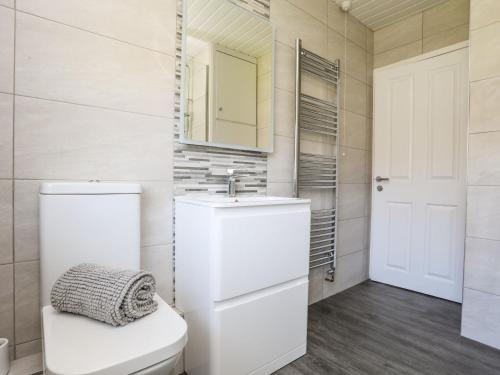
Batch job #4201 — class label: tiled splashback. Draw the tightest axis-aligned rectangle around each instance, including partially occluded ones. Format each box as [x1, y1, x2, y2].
[173, 0, 270, 196]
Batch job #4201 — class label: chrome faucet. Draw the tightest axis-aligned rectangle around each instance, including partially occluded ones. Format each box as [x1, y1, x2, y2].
[227, 169, 237, 197]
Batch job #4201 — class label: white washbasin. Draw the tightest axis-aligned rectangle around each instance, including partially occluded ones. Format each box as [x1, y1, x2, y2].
[175, 195, 310, 207]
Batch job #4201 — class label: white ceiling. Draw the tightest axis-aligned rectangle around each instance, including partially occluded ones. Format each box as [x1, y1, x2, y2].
[187, 0, 272, 58]
[340, 0, 448, 30]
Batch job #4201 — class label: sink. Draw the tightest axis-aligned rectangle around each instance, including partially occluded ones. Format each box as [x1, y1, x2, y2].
[175, 195, 310, 207]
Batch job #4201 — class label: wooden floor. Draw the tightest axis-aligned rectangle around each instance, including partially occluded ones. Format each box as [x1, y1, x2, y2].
[275, 281, 500, 375]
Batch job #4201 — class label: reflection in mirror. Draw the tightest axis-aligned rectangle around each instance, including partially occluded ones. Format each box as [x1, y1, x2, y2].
[181, 0, 274, 152]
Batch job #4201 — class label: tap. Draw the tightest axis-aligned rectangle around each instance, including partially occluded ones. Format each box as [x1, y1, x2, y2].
[227, 169, 237, 197]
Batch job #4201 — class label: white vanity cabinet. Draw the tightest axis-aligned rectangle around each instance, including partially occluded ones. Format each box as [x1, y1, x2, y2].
[175, 196, 311, 375]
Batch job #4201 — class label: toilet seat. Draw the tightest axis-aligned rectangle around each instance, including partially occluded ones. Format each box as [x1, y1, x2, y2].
[42, 295, 187, 375]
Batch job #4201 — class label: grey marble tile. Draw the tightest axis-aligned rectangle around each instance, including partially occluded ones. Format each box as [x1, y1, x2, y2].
[141, 244, 173, 304]
[15, 339, 41, 359]
[470, 0, 500, 30]
[267, 182, 294, 197]
[464, 237, 500, 296]
[322, 249, 368, 298]
[338, 183, 368, 220]
[0, 6, 14, 93]
[140, 182, 174, 248]
[287, 0, 327, 25]
[0, 93, 13, 178]
[14, 180, 41, 262]
[467, 186, 500, 241]
[339, 147, 368, 184]
[0, 264, 14, 344]
[0, 180, 12, 264]
[337, 217, 366, 257]
[14, 261, 41, 344]
[470, 22, 500, 81]
[468, 131, 500, 185]
[267, 135, 294, 183]
[470, 77, 500, 133]
[327, 0, 345, 37]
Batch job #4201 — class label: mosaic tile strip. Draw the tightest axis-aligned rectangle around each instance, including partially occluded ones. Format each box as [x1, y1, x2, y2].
[173, 0, 270, 197]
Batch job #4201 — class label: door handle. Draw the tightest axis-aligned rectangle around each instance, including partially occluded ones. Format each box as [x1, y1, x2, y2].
[375, 176, 390, 182]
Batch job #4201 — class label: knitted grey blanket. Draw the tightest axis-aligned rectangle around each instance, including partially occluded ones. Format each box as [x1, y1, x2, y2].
[50, 263, 158, 326]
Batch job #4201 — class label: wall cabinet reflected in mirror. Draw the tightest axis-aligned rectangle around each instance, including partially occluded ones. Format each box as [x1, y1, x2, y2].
[181, 0, 274, 152]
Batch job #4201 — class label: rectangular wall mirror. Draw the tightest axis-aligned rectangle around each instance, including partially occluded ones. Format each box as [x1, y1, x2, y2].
[180, 0, 274, 152]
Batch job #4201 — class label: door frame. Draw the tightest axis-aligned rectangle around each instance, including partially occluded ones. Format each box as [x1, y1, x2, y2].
[370, 41, 470, 298]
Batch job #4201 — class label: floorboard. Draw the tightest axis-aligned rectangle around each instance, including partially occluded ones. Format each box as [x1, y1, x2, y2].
[275, 280, 500, 375]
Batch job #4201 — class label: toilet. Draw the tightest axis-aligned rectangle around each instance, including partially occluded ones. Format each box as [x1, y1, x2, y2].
[39, 182, 187, 375]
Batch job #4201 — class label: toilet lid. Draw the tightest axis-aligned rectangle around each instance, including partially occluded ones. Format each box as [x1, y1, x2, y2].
[42, 295, 187, 375]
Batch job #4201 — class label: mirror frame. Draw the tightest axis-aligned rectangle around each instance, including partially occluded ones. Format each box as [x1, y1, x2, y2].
[180, 0, 276, 153]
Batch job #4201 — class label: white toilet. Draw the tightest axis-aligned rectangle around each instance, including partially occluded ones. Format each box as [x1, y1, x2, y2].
[39, 182, 187, 375]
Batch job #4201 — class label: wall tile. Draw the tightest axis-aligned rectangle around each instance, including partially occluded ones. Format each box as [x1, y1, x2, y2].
[328, 28, 346, 68]
[14, 180, 40, 262]
[0, 180, 12, 264]
[308, 266, 325, 305]
[470, 76, 500, 133]
[140, 182, 173, 248]
[339, 147, 368, 183]
[287, 0, 327, 24]
[467, 186, 500, 241]
[14, 261, 40, 344]
[337, 217, 365, 257]
[374, 13, 422, 54]
[345, 76, 367, 116]
[323, 249, 369, 298]
[15, 13, 175, 117]
[374, 40, 422, 68]
[470, 0, 500, 30]
[267, 182, 294, 197]
[464, 237, 500, 296]
[14, 96, 173, 180]
[346, 14, 366, 50]
[342, 110, 367, 150]
[338, 183, 367, 220]
[347, 41, 367, 83]
[423, 23, 469, 53]
[468, 131, 500, 185]
[367, 53, 373, 86]
[366, 28, 374, 54]
[0, 6, 14, 93]
[267, 135, 294, 183]
[274, 88, 295, 138]
[327, 0, 345, 37]
[141, 244, 173, 304]
[274, 41, 294, 93]
[0, 93, 13, 178]
[470, 22, 500, 82]
[15, 0, 177, 55]
[462, 288, 500, 350]
[271, 0, 327, 56]
[423, 0, 470, 38]
[15, 339, 42, 359]
[0, 0, 14, 7]
[0, 264, 14, 344]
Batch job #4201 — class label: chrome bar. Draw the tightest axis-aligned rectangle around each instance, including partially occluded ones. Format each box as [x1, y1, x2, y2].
[309, 259, 335, 269]
[311, 249, 335, 257]
[311, 243, 335, 252]
[301, 48, 340, 70]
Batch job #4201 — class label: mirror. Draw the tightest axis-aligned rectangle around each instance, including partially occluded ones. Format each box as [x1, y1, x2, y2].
[181, 0, 274, 152]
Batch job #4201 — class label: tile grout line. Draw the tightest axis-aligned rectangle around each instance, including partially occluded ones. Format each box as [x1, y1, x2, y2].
[12, 1, 16, 357]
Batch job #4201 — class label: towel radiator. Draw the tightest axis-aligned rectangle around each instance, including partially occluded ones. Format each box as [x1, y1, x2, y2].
[293, 38, 340, 282]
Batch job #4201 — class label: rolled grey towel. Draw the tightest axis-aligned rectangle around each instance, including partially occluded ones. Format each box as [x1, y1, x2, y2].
[50, 263, 158, 326]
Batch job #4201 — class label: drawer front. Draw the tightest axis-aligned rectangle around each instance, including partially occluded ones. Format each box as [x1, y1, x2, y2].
[211, 279, 308, 375]
[213, 205, 310, 301]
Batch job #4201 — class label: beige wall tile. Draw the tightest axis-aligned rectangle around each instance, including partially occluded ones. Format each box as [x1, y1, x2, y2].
[266, 182, 294, 197]
[374, 40, 422, 68]
[468, 131, 500, 185]
[366, 28, 374, 54]
[14, 97, 173, 180]
[342, 110, 367, 150]
[327, 1, 345, 36]
[470, 0, 500, 30]
[271, 0, 327, 56]
[0, 0, 14, 7]
[464, 237, 500, 296]
[470, 76, 500, 133]
[15, 0, 177, 55]
[0, 180, 12, 264]
[345, 76, 367, 116]
[287, 0, 327, 24]
[423, 23, 469, 53]
[0, 93, 12, 178]
[467, 186, 500, 241]
[423, 0, 470, 38]
[347, 41, 367, 83]
[14, 261, 40, 344]
[323, 249, 368, 297]
[0, 6, 14, 93]
[274, 41, 294, 93]
[14, 180, 40, 262]
[338, 183, 368, 220]
[15, 339, 42, 358]
[328, 28, 346, 67]
[267, 135, 294, 183]
[462, 288, 500, 350]
[337, 217, 366, 257]
[308, 266, 325, 305]
[346, 14, 366, 50]
[470, 22, 500, 82]
[15, 13, 175, 117]
[339, 147, 368, 184]
[141, 244, 173, 304]
[0, 264, 14, 344]
[140, 182, 173, 248]
[374, 13, 422, 54]
[274, 88, 295, 138]
[367, 53, 373, 86]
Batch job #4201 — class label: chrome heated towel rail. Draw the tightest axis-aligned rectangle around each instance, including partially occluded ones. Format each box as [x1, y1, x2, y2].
[293, 38, 340, 281]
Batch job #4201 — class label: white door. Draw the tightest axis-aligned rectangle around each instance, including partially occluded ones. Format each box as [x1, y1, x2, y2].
[370, 46, 468, 303]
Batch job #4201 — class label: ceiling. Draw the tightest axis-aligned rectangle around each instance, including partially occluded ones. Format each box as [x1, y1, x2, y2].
[187, 0, 272, 58]
[339, 0, 448, 30]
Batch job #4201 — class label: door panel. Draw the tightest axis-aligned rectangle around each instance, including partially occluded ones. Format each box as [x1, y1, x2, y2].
[371, 47, 468, 303]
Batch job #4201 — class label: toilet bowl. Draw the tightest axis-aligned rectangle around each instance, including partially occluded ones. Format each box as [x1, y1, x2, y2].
[39, 182, 187, 375]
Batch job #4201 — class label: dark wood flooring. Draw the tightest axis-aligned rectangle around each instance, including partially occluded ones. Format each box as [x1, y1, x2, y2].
[275, 280, 500, 375]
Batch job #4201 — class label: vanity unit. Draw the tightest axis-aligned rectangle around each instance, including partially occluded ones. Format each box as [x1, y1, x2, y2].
[175, 196, 311, 375]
